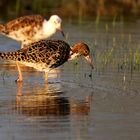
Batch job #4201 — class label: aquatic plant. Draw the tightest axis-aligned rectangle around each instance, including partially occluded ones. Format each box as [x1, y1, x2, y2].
[133, 47, 140, 69]
[95, 12, 100, 29]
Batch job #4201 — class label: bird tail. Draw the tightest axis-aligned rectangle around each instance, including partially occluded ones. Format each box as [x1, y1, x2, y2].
[0, 51, 25, 62]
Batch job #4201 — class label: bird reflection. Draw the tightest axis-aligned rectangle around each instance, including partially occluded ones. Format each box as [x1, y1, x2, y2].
[70, 96, 92, 116]
[15, 83, 70, 116]
[15, 83, 93, 117]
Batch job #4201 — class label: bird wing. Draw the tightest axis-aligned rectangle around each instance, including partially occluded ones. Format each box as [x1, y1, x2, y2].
[4, 15, 45, 34]
[26, 40, 71, 68]
[0, 40, 71, 71]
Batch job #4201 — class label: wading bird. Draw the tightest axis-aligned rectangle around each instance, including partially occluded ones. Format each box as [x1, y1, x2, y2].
[0, 40, 93, 83]
[0, 14, 65, 47]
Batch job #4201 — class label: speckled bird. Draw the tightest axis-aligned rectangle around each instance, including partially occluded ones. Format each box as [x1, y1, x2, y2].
[0, 40, 93, 82]
[0, 15, 65, 48]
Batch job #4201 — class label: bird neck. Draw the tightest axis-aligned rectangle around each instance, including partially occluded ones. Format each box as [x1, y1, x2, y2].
[42, 20, 56, 38]
[68, 50, 80, 60]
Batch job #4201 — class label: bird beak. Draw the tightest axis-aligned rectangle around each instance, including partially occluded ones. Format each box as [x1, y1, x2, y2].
[61, 30, 65, 38]
[58, 26, 65, 38]
[84, 55, 94, 69]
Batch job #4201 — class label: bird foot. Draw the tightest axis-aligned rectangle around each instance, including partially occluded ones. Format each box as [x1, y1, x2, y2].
[15, 77, 23, 83]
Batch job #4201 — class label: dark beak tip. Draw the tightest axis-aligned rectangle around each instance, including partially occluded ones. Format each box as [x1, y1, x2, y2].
[61, 31, 65, 37]
[90, 64, 94, 70]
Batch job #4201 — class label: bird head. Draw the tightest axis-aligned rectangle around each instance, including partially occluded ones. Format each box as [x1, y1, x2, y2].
[49, 15, 65, 38]
[70, 43, 94, 69]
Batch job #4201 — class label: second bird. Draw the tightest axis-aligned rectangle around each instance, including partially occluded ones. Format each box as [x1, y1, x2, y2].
[0, 14, 65, 48]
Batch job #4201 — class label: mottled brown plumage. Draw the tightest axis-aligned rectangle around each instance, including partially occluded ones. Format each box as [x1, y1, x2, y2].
[0, 40, 70, 72]
[1, 15, 44, 34]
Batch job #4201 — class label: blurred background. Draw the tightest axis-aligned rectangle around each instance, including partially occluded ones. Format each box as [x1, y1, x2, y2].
[0, 0, 140, 21]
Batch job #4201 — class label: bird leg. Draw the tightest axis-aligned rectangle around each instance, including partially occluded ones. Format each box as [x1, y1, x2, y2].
[16, 81, 23, 101]
[44, 72, 48, 83]
[15, 61, 23, 82]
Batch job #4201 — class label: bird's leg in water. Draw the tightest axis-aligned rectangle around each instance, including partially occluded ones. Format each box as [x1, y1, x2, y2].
[16, 61, 23, 82]
[44, 72, 48, 83]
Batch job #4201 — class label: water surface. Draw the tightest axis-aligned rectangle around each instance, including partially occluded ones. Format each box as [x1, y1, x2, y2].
[0, 21, 140, 140]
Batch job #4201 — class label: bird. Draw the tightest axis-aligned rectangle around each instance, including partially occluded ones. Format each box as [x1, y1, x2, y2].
[0, 14, 65, 81]
[0, 14, 65, 48]
[0, 40, 94, 83]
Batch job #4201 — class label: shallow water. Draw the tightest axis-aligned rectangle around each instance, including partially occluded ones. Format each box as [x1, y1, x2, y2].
[0, 21, 140, 140]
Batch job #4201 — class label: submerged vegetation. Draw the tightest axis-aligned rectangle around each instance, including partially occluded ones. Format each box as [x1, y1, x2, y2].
[94, 42, 140, 72]
[92, 23, 140, 72]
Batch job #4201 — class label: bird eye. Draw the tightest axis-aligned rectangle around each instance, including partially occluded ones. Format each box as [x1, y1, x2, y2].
[84, 50, 88, 55]
[54, 21, 57, 24]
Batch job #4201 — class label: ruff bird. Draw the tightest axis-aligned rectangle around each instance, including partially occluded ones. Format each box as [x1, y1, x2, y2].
[0, 40, 93, 83]
[0, 14, 65, 47]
